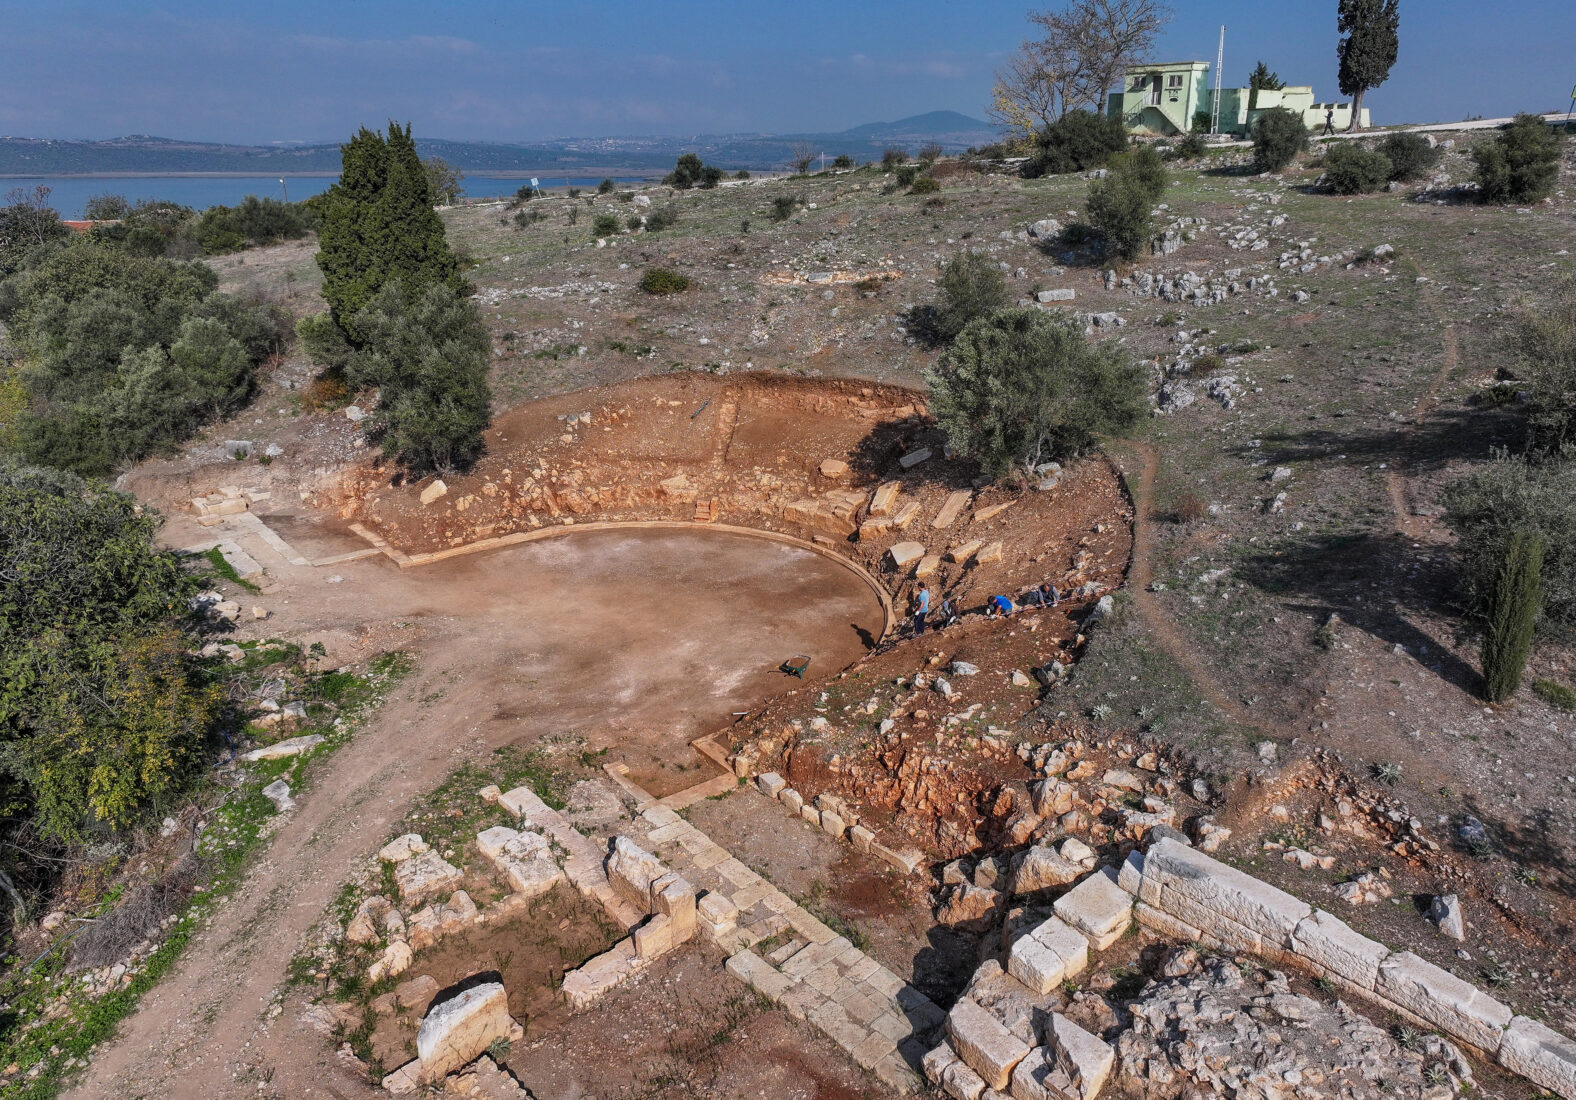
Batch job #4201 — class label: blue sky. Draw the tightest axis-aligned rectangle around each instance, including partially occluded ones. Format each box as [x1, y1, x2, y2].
[2, 1, 1572, 142]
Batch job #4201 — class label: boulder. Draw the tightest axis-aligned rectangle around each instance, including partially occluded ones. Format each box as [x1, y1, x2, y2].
[936, 884, 1001, 928]
[346, 896, 394, 945]
[1011, 846, 1083, 894]
[819, 459, 849, 478]
[415, 981, 514, 1083]
[242, 734, 325, 762]
[262, 780, 294, 812]
[888, 541, 926, 570]
[1428, 893, 1465, 941]
[380, 834, 431, 863]
[369, 939, 413, 983]
[394, 851, 464, 907]
[419, 479, 448, 506]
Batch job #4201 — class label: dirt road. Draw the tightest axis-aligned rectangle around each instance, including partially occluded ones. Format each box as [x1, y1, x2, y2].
[65, 524, 884, 1100]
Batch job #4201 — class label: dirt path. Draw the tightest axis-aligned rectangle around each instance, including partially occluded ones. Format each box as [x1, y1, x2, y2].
[1384, 313, 1461, 539]
[65, 527, 884, 1100]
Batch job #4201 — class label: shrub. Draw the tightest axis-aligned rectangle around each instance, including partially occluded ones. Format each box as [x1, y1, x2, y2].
[1174, 492, 1207, 524]
[1252, 107, 1309, 172]
[1086, 171, 1156, 261]
[1176, 132, 1208, 159]
[509, 184, 535, 207]
[1110, 145, 1167, 203]
[1323, 142, 1393, 194]
[1379, 131, 1441, 181]
[1022, 110, 1130, 177]
[917, 142, 944, 164]
[597, 178, 616, 194]
[920, 250, 1010, 345]
[664, 152, 723, 190]
[625, 214, 643, 232]
[639, 268, 690, 295]
[910, 175, 941, 195]
[924, 308, 1147, 478]
[882, 147, 908, 168]
[1513, 278, 1576, 455]
[1442, 454, 1576, 638]
[567, 187, 581, 198]
[644, 206, 678, 231]
[734, 169, 751, 180]
[591, 213, 620, 237]
[769, 195, 799, 222]
[344, 280, 492, 476]
[894, 166, 918, 188]
[1481, 529, 1543, 702]
[1534, 679, 1576, 710]
[832, 154, 854, 169]
[1474, 114, 1563, 204]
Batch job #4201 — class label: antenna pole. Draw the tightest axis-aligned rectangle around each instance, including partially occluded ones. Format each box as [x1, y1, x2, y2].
[1211, 25, 1225, 135]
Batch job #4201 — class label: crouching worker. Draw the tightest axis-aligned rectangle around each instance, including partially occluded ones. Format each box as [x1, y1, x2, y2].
[986, 594, 1017, 618]
[1023, 583, 1060, 609]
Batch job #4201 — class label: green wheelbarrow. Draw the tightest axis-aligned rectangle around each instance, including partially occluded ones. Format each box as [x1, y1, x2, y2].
[780, 654, 811, 678]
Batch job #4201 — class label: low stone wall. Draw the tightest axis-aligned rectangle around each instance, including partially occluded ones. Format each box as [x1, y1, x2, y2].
[1127, 837, 1576, 1098]
[747, 771, 924, 875]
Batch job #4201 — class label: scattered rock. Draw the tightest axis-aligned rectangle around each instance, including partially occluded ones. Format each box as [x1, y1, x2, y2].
[1428, 893, 1465, 941]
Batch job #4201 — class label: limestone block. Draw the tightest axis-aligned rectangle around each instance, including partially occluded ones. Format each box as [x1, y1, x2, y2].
[922, 1040, 960, 1084]
[1029, 779, 1075, 818]
[634, 913, 675, 959]
[915, 554, 942, 578]
[947, 996, 1031, 1090]
[801, 803, 822, 827]
[1009, 1046, 1072, 1100]
[820, 809, 847, 838]
[888, 541, 926, 570]
[1116, 850, 1144, 896]
[780, 788, 804, 814]
[1291, 909, 1388, 990]
[931, 490, 973, 529]
[860, 517, 893, 540]
[1007, 917, 1088, 994]
[1052, 868, 1133, 950]
[416, 981, 512, 1082]
[697, 891, 739, 936]
[394, 851, 464, 907]
[869, 480, 902, 517]
[475, 826, 527, 862]
[942, 1058, 988, 1100]
[1134, 901, 1201, 943]
[1011, 846, 1083, 894]
[1048, 1013, 1115, 1099]
[498, 785, 551, 821]
[419, 479, 448, 506]
[1142, 837, 1309, 947]
[1376, 951, 1512, 1053]
[757, 772, 787, 798]
[947, 539, 983, 563]
[505, 853, 563, 900]
[726, 949, 796, 1000]
[607, 836, 666, 913]
[893, 501, 923, 529]
[346, 895, 394, 945]
[369, 939, 413, 983]
[975, 541, 1004, 565]
[849, 824, 876, 853]
[243, 734, 325, 762]
[562, 940, 643, 1009]
[407, 906, 443, 952]
[652, 872, 697, 941]
[820, 459, 849, 478]
[1499, 1015, 1576, 1097]
[900, 448, 933, 470]
[871, 843, 925, 874]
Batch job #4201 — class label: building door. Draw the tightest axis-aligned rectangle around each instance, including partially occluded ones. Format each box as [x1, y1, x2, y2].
[1149, 74, 1162, 106]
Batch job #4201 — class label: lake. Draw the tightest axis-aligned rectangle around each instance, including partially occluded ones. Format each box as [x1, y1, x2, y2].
[1, 174, 657, 218]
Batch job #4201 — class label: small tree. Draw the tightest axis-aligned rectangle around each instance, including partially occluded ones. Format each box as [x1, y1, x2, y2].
[1086, 171, 1154, 261]
[789, 143, 818, 175]
[881, 148, 908, 168]
[832, 153, 855, 169]
[0, 185, 68, 276]
[597, 178, 616, 194]
[1247, 60, 1284, 110]
[1111, 145, 1166, 202]
[924, 250, 1010, 345]
[592, 213, 620, 237]
[421, 156, 464, 204]
[1252, 107, 1309, 172]
[345, 281, 492, 476]
[769, 195, 799, 222]
[917, 142, 945, 164]
[1514, 278, 1576, 456]
[1336, 0, 1400, 132]
[924, 308, 1147, 478]
[1323, 142, 1392, 194]
[1378, 131, 1440, 181]
[1473, 115, 1563, 204]
[1481, 530, 1544, 702]
[664, 153, 705, 189]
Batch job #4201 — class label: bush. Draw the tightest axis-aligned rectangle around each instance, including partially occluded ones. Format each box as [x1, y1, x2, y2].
[910, 175, 941, 195]
[894, 166, 918, 188]
[664, 152, 723, 190]
[597, 178, 616, 194]
[1442, 454, 1576, 638]
[1110, 145, 1167, 203]
[882, 148, 908, 168]
[591, 213, 620, 237]
[626, 214, 644, 232]
[1252, 107, 1309, 172]
[919, 250, 1010, 346]
[1176, 132, 1208, 159]
[1474, 114, 1563, 204]
[639, 268, 690, 295]
[832, 154, 854, 169]
[734, 169, 751, 180]
[1022, 110, 1130, 177]
[344, 280, 492, 475]
[1174, 492, 1207, 524]
[769, 195, 799, 222]
[917, 142, 944, 164]
[1513, 279, 1576, 455]
[1379, 132, 1441, 181]
[924, 308, 1147, 478]
[1534, 679, 1576, 711]
[1323, 142, 1393, 194]
[1086, 149, 1166, 261]
[644, 206, 678, 231]
[1481, 529, 1543, 702]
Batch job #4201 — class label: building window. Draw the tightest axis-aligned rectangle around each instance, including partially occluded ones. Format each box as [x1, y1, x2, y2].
[1167, 74, 1184, 88]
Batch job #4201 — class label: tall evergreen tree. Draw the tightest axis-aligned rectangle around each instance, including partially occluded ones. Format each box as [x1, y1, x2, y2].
[1481, 529, 1544, 702]
[1336, 0, 1400, 133]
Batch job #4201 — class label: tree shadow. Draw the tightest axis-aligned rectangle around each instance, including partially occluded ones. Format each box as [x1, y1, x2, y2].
[1236, 531, 1481, 695]
[1454, 799, 1576, 902]
[1202, 163, 1262, 178]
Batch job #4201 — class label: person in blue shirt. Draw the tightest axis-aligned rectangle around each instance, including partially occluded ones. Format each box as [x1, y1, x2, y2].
[987, 594, 1017, 618]
[913, 584, 931, 635]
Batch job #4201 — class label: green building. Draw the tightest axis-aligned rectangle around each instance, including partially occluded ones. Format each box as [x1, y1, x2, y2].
[1106, 62, 1371, 137]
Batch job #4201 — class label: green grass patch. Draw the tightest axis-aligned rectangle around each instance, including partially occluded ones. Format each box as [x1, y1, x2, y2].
[202, 546, 261, 593]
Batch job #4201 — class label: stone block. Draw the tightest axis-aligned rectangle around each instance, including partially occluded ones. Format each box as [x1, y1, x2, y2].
[498, 785, 551, 821]
[871, 843, 926, 874]
[1048, 1012, 1115, 1099]
[915, 554, 942, 578]
[947, 997, 1031, 1090]
[757, 772, 787, 798]
[1007, 927, 1082, 995]
[562, 940, 642, 1009]
[1011, 846, 1082, 894]
[1376, 951, 1512, 1053]
[243, 734, 325, 762]
[849, 824, 876, 853]
[975, 540, 1004, 564]
[922, 1040, 960, 1084]
[698, 891, 738, 935]
[942, 1059, 988, 1100]
[1052, 868, 1132, 950]
[634, 913, 675, 959]
[1291, 909, 1388, 990]
[888, 541, 926, 570]
[652, 873, 697, 941]
[1499, 1015, 1576, 1097]
[869, 481, 902, 516]
[1116, 850, 1144, 896]
[931, 490, 973, 529]
[418, 480, 448, 506]
[893, 501, 923, 529]
[394, 851, 464, 908]
[947, 539, 983, 563]
[607, 836, 665, 913]
[820, 459, 850, 478]
[415, 981, 512, 1082]
[801, 803, 822, 827]
[820, 809, 847, 838]
[1142, 837, 1309, 947]
[1009, 1046, 1070, 1100]
[726, 949, 796, 1000]
[780, 788, 804, 814]
[900, 447, 933, 469]
[1134, 901, 1201, 943]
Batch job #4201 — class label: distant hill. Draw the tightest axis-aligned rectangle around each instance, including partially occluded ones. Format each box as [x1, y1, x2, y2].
[0, 113, 1000, 176]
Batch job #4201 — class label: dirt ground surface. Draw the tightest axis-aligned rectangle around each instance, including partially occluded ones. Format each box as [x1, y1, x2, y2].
[62, 525, 883, 1100]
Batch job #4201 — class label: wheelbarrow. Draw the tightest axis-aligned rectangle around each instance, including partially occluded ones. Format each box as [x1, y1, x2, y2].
[780, 654, 811, 678]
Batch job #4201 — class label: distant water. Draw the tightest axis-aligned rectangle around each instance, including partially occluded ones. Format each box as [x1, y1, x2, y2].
[1, 174, 654, 219]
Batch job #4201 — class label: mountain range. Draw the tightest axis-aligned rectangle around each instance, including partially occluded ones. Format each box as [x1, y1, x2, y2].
[0, 112, 997, 176]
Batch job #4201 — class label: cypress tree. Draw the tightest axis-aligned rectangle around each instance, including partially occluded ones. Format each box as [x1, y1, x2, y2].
[1481, 529, 1544, 702]
[1336, 0, 1400, 133]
